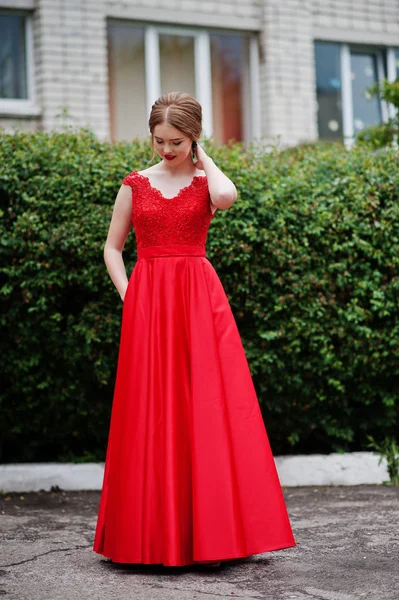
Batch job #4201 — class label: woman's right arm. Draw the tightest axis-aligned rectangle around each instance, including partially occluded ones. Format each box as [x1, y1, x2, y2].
[103, 184, 133, 302]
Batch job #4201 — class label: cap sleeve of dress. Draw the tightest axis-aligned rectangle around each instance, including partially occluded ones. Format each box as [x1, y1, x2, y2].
[122, 170, 138, 189]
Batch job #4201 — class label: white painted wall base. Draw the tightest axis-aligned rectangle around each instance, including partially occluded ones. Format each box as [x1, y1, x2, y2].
[274, 452, 389, 487]
[0, 463, 105, 494]
[0, 452, 390, 493]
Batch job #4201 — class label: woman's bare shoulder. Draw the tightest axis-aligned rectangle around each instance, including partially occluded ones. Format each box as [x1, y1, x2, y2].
[137, 165, 161, 177]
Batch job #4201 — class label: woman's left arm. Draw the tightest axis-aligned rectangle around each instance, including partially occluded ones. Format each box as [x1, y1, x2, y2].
[195, 144, 237, 210]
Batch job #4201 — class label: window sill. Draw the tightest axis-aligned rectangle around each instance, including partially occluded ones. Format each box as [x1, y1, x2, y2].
[0, 102, 42, 119]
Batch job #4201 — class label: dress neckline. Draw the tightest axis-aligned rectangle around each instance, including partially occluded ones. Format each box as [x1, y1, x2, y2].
[133, 170, 206, 201]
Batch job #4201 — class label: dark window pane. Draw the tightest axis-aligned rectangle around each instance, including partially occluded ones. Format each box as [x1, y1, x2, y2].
[350, 52, 382, 133]
[314, 41, 343, 140]
[0, 14, 27, 99]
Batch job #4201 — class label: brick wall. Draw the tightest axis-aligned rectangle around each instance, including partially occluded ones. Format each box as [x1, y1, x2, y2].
[32, 0, 110, 138]
[260, 0, 317, 145]
[1, 0, 398, 145]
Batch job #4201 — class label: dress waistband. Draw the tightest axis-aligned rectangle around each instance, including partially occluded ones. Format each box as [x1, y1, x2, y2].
[137, 244, 206, 259]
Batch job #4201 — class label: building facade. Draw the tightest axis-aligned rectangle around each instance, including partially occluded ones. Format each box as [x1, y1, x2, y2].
[0, 0, 398, 146]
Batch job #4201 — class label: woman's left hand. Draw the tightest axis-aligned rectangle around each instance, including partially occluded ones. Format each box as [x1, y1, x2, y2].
[192, 142, 209, 172]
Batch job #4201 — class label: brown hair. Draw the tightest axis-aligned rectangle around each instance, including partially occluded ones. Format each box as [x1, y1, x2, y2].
[148, 91, 202, 160]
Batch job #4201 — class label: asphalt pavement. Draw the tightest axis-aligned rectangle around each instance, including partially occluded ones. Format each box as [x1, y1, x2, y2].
[0, 485, 398, 600]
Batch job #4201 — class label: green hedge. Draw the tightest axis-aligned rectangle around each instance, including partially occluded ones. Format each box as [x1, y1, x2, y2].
[1, 129, 398, 462]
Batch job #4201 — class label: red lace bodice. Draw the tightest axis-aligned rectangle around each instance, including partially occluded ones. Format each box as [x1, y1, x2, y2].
[122, 170, 215, 250]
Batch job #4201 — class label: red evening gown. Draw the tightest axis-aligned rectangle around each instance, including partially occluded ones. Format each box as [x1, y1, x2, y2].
[93, 170, 296, 566]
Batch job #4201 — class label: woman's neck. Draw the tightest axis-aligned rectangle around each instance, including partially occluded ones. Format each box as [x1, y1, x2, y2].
[158, 156, 197, 177]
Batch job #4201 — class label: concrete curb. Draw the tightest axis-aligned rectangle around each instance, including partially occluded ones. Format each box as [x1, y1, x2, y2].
[0, 451, 389, 493]
[274, 451, 389, 486]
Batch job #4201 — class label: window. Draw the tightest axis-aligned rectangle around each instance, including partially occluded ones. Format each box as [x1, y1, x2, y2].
[210, 33, 251, 145]
[107, 20, 259, 144]
[350, 50, 384, 135]
[159, 34, 195, 98]
[0, 13, 27, 99]
[314, 42, 343, 141]
[315, 41, 397, 145]
[394, 48, 399, 79]
[0, 11, 37, 115]
[108, 23, 147, 141]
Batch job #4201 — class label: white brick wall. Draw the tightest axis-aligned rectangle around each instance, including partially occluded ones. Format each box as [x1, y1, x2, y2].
[1, 0, 398, 145]
[259, 0, 318, 144]
[31, 0, 110, 137]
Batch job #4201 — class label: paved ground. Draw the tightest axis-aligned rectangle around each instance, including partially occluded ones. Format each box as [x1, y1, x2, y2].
[0, 485, 398, 600]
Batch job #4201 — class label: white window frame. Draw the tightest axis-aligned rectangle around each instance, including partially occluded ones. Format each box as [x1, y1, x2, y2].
[386, 47, 398, 120]
[340, 44, 394, 148]
[142, 23, 260, 144]
[0, 11, 40, 117]
[340, 44, 354, 146]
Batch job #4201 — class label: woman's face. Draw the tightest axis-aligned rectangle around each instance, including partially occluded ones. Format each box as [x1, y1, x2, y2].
[153, 122, 193, 167]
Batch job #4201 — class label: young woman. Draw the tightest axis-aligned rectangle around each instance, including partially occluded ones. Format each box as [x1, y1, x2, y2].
[93, 91, 296, 568]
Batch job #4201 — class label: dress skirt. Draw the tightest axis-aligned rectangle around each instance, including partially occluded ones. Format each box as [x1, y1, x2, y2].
[93, 244, 296, 566]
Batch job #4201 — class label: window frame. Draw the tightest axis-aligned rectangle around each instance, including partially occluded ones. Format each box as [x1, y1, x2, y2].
[0, 10, 40, 117]
[120, 21, 260, 144]
[386, 47, 398, 121]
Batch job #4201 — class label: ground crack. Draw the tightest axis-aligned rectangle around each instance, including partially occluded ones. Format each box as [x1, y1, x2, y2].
[0, 544, 92, 568]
